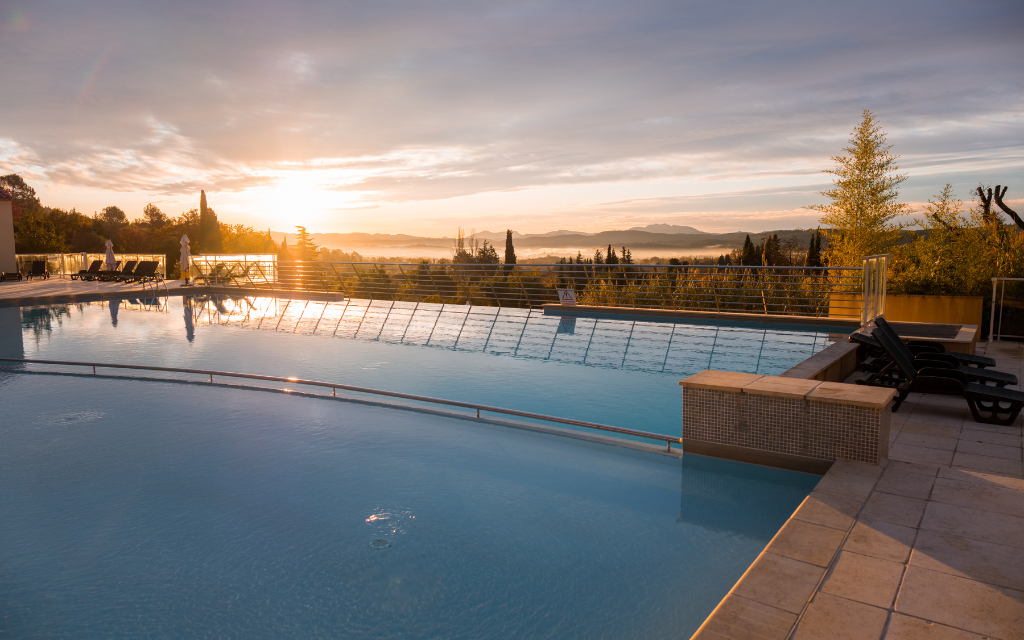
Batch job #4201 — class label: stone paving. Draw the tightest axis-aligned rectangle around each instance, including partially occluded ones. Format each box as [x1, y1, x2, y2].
[695, 340, 1024, 639]
[0, 275, 186, 303]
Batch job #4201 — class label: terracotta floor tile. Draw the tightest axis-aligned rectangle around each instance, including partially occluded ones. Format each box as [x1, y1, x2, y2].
[792, 593, 887, 640]
[860, 492, 927, 528]
[888, 443, 954, 466]
[768, 519, 847, 568]
[960, 427, 1023, 447]
[956, 439, 1023, 461]
[919, 501, 1024, 550]
[844, 518, 918, 563]
[793, 494, 863, 532]
[814, 470, 879, 502]
[874, 468, 936, 500]
[886, 460, 940, 477]
[732, 552, 825, 615]
[885, 612, 993, 639]
[900, 421, 961, 439]
[952, 452, 1023, 476]
[911, 529, 1024, 592]
[693, 594, 796, 640]
[937, 467, 1024, 491]
[896, 566, 1024, 639]
[931, 477, 1024, 519]
[895, 432, 958, 451]
[821, 551, 904, 609]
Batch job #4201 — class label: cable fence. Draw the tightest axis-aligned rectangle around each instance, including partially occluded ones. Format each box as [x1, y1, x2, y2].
[190, 256, 877, 320]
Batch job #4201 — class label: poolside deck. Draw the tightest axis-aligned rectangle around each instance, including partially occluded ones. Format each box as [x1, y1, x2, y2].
[696, 339, 1024, 639]
[0, 276, 189, 304]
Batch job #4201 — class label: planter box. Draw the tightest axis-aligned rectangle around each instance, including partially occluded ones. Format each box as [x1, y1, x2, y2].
[886, 294, 983, 327]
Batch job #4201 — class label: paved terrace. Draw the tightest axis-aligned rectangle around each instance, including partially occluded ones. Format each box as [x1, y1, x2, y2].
[696, 339, 1024, 639]
[0, 275, 188, 304]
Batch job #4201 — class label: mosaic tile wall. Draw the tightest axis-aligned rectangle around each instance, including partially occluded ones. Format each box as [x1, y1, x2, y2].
[682, 388, 890, 463]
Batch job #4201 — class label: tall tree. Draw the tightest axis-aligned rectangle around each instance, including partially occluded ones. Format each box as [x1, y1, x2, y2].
[740, 235, 758, 266]
[0, 173, 41, 219]
[805, 229, 823, 267]
[198, 190, 222, 252]
[294, 226, 320, 261]
[605, 245, 619, 264]
[142, 203, 168, 228]
[810, 110, 908, 267]
[504, 229, 517, 264]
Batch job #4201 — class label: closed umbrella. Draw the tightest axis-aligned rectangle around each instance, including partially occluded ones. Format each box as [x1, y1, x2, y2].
[180, 234, 191, 284]
[104, 239, 116, 271]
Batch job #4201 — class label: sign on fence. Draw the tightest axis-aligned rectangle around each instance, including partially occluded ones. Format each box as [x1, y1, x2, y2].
[556, 288, 577, 306]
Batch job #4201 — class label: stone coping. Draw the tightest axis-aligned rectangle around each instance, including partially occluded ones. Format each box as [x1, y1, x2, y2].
[679, 370, 897, 410]
[540, 303, 861, 330]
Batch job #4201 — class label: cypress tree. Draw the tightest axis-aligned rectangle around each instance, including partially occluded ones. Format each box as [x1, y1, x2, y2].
[198, 190, 222, 252]
[605, 245, 619, 264]
[741, 235, 757, 266]
[504, 229, 516, 264]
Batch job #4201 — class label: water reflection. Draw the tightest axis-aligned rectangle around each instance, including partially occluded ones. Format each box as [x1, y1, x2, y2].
[177, 295, 836, 376]
[677, 454, 819, 540]
[109, 300, 119, 327]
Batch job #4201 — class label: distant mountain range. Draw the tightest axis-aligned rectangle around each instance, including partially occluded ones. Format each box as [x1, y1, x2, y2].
[270, 225, 812, 256]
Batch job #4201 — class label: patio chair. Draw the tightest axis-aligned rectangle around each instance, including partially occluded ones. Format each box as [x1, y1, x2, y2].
[72, 260, 103, 281]
[856, 319, 1016, 388]
[102, 260, 135, 282]
[26, 261, 49, 280]
[850, 330, 996, 370]
[120, 261, 157, 283]
[872, 325, 1024, 425]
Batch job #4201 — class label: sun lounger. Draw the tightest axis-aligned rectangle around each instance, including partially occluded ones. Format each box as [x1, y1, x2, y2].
[102, 260, 136, 281]
[95, 261, 123, 281]
[72, 260, 103, 281]
[119, 261, 159, 283]
[874, 317, 996, 369]
[851, 331, 996, 370]
[871, 325, 1024, 425]
[26, 261, 49, 280]
[1, 271, 22, 282]
[857, 319, 1016, 388]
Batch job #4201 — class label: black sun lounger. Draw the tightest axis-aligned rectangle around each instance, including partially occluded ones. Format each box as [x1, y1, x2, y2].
[72, 260, 103, 280]
[26, 261, 49, 280]
[119, 260, 158, 283]
[874, 317, 996, 369]
[103, 260, 136, 281]
[851, 331, 996, 370]
[857, 319, 1016, 388]
[872, 325, 1024, 425]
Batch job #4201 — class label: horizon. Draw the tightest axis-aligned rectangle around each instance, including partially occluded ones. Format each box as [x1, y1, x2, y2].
[1, 1, 1022, 236]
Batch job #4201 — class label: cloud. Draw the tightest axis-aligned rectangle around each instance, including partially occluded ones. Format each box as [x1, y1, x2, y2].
[0, 0, 1021, 231]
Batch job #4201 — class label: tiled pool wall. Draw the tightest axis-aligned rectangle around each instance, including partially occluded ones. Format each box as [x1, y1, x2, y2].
[681, 372, 895, 468]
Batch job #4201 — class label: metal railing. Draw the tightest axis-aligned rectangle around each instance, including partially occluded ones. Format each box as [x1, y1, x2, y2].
[988, 277, 1024, 343]
[0, 358, 683, 451]
[15, 253, 167, 280]
[190, 257, 869, 320]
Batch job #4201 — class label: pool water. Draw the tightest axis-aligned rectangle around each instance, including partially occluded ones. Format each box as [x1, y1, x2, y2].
[0, 374, 820, 638]
[8, 296, 842, 439]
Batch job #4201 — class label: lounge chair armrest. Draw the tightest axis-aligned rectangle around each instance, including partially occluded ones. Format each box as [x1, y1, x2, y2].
[907, 340, 943, 352]
[913, 358, 954, 370]
[918, 367, 970, 384]
[913, 352, 960, 367]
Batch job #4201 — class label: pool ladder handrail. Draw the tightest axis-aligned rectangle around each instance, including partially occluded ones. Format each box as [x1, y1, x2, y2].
[0, 358, 683, 452]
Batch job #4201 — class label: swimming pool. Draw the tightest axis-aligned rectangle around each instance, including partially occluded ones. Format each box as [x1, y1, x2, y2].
[8, 296, 843, 439]
[0, 371, 819, 638]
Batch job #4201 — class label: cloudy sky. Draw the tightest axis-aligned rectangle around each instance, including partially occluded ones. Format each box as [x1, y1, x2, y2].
[1, 0, 1021, 235]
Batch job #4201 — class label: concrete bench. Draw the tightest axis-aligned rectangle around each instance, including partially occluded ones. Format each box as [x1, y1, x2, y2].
[680, 371, 896, 471]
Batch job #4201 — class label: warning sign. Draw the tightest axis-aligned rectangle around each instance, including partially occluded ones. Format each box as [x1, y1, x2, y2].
[556, 288, 577, 306]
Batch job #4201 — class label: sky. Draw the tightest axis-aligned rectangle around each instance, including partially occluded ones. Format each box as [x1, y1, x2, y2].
[1, 0, 1022, 236]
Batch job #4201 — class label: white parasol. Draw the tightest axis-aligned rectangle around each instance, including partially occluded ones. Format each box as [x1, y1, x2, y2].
[104, 239, 116, 271]
[180, 234, 191, 283]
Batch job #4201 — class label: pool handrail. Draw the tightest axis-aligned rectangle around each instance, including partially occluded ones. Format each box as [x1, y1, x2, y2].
[0, 358, 683, 451]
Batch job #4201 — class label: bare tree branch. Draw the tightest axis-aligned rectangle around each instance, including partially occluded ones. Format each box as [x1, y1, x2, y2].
[994, 185, 1024, 231]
